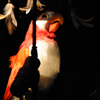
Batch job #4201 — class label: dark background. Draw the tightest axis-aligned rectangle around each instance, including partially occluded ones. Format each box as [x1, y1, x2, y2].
[0, 0, 100, 100]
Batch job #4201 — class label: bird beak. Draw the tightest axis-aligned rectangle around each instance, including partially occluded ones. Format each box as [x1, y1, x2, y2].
[47, 13, 64, 33]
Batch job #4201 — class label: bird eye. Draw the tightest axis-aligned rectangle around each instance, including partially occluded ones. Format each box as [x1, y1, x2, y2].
[40, 13, 49, 20]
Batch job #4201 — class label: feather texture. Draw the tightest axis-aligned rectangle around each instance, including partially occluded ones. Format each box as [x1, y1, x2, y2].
[19, 0, 33, 12]
[36, 0, 45, 11]
[0, 3, 17, 35]
[5, 15, 15, 35]
[70, 8, 94, 29]
[10, 9, 17, 27]
[26, 0, 33, 8]
[19, 0, 45, 13]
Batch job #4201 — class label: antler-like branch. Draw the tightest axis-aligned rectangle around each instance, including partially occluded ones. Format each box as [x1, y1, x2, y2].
[19, 0, 45, 13]
[36, 0, 45, 11]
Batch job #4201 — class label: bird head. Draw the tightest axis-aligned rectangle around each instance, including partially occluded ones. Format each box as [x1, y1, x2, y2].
[26, 11, 64, 36]
[24, 11, 64, 42]
[36, 11, 64, 32]
[36, 11, 64, 33]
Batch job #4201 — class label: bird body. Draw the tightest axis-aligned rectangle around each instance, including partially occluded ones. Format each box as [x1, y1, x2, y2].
[36, 40, 60, 90]
[24, 21, 60, 91]
[4, 16, 62, 99]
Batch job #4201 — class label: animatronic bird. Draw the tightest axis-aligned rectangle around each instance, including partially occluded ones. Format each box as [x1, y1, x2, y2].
[0, 0, 64, 99]
[0, 0, 93, 99]
[5, 14, 63, 100]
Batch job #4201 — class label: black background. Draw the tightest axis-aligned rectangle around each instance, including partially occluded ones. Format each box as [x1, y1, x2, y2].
[0, 0, 100, 100]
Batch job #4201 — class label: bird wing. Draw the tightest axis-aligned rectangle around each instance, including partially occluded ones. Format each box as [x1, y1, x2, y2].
[4, 46, 29, 100]
[3, 21, 33, 99]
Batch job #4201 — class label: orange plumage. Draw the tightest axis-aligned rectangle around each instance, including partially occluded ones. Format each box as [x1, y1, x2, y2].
[4, 46, 29, 100]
